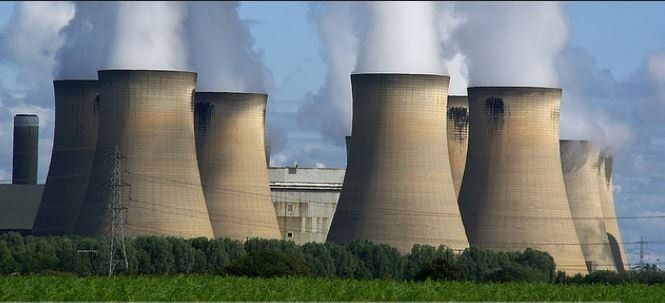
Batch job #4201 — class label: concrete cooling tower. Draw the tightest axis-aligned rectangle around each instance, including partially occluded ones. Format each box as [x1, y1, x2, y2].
[598, 152, 628, 271]
[12, 114, 39, 184]
[75, 70, 214, 239]
[446, 96, 469, 197]
[560, 140, 616, 272]
[458, 87, 587, 274]
[32, 80, 99, 235]
[194, 92, 280, 240]
[327, 73, 469, 253]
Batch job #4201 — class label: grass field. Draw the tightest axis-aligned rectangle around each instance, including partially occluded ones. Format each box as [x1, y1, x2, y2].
[0, 275, 663, 301]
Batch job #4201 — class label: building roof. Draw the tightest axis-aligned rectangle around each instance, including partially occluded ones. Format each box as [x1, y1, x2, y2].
[269, 167, 345, 190]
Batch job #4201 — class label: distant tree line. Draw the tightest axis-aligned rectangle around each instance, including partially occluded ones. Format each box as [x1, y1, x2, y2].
[0, 232, 662, 284]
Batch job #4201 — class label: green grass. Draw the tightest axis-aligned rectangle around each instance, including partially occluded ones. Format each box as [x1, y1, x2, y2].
[0, 275, 663, 301]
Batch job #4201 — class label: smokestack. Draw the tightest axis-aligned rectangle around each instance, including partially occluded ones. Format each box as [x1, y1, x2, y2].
[560, 140, 617, 272]
[598, 151, 628, 271]
[75, 70, 214, 238]
[32, 80, 99, 235]
[327, 73, 469, 253]
[458, 87, 587, 274]
[12, 114, 39, 184]
[194, 92, 280, 240]
[446, 95, 469, 197]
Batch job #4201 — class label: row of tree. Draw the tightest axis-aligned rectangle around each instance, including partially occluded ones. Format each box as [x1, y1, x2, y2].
[1, 232, 662, 283]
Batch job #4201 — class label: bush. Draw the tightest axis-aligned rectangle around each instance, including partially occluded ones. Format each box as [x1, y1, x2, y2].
[225, 249, 312, 278]
[414, 255, 461, 281]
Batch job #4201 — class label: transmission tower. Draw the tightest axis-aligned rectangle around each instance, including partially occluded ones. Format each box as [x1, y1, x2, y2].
[107, 145, 130, 276]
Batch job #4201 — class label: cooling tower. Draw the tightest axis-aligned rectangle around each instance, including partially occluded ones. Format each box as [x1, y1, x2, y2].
[32, 80, 99, 235]
[446, 95, 469, 197]
[458, 87, 587, 274]
[560, 140, 616, 272]
[327, 73, 469, 253]
[194, 92, 280, 240]
[12, 114, 39, 184]
[598, 152, 628, 271]
[345, 135, 352, 158]
[74, 70, 214, 239]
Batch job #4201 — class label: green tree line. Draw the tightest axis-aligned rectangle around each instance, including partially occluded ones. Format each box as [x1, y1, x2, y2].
[0, 232, 662, 284]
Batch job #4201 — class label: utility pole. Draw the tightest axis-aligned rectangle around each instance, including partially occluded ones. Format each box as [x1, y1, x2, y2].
[108, 145, 129, 276]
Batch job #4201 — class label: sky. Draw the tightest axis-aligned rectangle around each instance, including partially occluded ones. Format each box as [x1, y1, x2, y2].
[0, 1, 664, 267]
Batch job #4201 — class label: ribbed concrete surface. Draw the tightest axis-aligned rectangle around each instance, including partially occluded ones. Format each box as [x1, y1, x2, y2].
[33, 80, 99, 235]
[194, 92, 280, 240]
[12, 114, 39, 185]
[598, 152, 629, 271]
[327, 73, 469, 253]
[446, 95, 469, 197]
[560, 140, 617, 272]
[458, 87, 587, 274]
[75, 70, 214, 239]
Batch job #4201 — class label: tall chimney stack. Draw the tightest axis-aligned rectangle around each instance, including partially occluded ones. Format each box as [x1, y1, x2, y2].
[12, 114, 39, 184]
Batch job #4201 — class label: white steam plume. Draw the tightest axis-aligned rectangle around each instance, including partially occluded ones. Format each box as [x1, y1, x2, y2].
[185, 1, 272, 92]
[106, 1, 189, 71]
[55, 2, 116, 78]
[452, 2, 568, 87]
[355, 1, 445, 74]
[297, 2, 360, 146]
[0, 1, 75, 182]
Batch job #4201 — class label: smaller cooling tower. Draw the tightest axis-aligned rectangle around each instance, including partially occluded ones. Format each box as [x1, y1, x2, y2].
[12, 114, 39, 184]
[446, 96, 469, 197]
[458, 87, 587, 274]
[33, 80, 99, 235]
[327, 73, 469, 253]
[560, 140, 616, 272]
[598, 152, 628, 271]
[195, 92, 281, 240]
[75, 70, 213, 239]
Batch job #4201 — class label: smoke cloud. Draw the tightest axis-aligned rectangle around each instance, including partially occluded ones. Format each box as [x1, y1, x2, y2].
[452, 2, 568, 87]
[355, 1, 445, 74]
[106, 2, 189, 71]
[185, 1, 272, 92]
[0, 1, 75, 182]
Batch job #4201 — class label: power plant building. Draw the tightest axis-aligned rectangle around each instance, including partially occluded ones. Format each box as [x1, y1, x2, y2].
[458, 87, 587, 274]
[598, 152, 628, 271]
[560, 140, 616, 272]
[75, 70, 214, 239]
[446, 95, 469, 197]
[12, 114, 39, 185]
[194, 92, 280, 240]
[32, 80, 99, 235]
[328, 73, 469, 253]
[270, 166, 344, 243]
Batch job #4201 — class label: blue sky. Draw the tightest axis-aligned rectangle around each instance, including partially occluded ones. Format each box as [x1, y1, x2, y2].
[0, 1, 664, 267]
